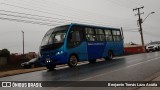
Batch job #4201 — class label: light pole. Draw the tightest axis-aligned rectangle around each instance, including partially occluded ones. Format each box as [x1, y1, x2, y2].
[141, 12, 155, 52]
[21, 30, 24, 59]
[133, 7, 155, 52]
[143, 12, 155, 23]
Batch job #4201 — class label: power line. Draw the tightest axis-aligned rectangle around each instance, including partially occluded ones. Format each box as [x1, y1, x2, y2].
[0, 14, 138, 30]
[31, 0, 138, 26]
[0, 2, 106, 26]
[0, 2, 87, 22]
[0, 10, 99, 27]
[0, 1, 138, 28]
[32, 0, 133, 21]
[0, 13, 66, 24]
[124, 31, 138, 32]
[1, 0, 157, 28]
[0, 1, 141, 29]
[0, 9, 106, 26]
[2, 0, 102, 25]
[0, 10, 138, 29]
[128, 0, 160, 24]
[15, 0, 96, 19]
[0, 2, 71, 18]
[143, 31, 160, 38]
[0, 16, 60, 26]
[0, 10, 79, 22]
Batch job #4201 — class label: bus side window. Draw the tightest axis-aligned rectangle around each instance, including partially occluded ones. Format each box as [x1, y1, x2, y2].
[95, 29, 105, 41]
[112, 30, 122, 41]
[104, 30, 113, 41]
[85, 28, 96, 41]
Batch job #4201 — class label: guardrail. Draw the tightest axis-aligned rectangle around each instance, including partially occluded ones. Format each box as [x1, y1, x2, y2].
[124, 46, 145, 54]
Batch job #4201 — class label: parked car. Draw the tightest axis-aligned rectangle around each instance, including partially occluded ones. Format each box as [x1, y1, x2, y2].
[21, 58, 42, 69]
[146, 41, 160, 52]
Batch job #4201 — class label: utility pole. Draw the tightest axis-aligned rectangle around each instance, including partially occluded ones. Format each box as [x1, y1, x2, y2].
[21, 30, 24, 59]
[133, 6, 145, 52]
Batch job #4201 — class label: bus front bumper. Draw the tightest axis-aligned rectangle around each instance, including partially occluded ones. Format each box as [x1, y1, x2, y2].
[40, 53, 67, 66]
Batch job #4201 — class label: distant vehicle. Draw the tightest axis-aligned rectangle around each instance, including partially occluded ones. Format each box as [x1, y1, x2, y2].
[21, 58, 42, 69]
[39, 23, 124, 70]
[146, 41, 160, 52]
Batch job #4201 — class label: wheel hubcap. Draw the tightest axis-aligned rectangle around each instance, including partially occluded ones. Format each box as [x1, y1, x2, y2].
[70, 56, 77, 66]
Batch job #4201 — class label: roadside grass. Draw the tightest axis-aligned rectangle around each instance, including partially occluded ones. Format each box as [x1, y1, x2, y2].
[0, 67, 46, 78]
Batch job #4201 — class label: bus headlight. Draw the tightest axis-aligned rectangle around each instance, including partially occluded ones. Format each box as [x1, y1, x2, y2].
[56, 51, 64, 55]
[46, 58, 52, 63]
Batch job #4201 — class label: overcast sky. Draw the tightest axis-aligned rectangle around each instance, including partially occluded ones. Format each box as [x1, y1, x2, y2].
[0, 0, 160, 53]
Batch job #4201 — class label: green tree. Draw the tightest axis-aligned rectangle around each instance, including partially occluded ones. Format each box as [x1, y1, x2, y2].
[0, 49, 10, 57]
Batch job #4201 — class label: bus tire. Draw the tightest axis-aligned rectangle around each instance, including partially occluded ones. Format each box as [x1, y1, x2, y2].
[89, 59, 96, 63]
[105, 51, 113, 60]
[68, 55, 78, 67]
[108, 51, 113, 60]
[46, 64, 56, 70]
[158, 46, 160, 51]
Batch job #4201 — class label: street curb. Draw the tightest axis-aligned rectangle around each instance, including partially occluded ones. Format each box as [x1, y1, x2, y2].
[0, 64, 68, 78]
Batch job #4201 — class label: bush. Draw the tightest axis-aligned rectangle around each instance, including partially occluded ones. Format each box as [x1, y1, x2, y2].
[0, 49, 10, 57]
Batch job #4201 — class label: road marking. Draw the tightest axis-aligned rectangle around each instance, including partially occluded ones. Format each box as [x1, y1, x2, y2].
[80, 56, 160, 81]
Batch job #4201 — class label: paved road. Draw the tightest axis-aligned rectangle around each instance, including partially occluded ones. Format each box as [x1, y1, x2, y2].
[1, 51, 160, 90]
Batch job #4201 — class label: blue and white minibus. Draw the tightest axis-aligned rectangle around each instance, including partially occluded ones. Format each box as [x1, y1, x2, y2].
[40, 23, 124, 70]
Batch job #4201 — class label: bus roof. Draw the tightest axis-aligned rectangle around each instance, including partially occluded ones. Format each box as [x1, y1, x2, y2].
[69, 23, 120, 30]
[51, 23, 121, 31]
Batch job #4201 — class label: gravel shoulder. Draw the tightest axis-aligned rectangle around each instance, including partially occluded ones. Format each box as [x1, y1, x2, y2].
[0, 67, 46, 78]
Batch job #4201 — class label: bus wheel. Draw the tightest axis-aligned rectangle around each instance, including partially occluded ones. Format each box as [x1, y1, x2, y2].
[105, 51, 113, 60]
[46, 64, 56, 70]
[89, 59, 96, 63]
[68, 55, 78, 67]
[108, 51, 113, 60]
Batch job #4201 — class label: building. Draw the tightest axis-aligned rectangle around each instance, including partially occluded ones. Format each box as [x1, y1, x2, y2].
[25, 52, 38, 60]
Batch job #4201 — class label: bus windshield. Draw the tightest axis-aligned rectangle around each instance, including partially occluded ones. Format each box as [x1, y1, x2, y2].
[41, 26, 68, 46]
[41, 30, 66, 46]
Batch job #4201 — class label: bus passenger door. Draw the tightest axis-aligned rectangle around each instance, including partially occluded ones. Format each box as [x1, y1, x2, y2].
[67, 26, 88, 61]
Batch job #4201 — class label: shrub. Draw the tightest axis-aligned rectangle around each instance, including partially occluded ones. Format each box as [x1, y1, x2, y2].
[0, 49, 10, 57]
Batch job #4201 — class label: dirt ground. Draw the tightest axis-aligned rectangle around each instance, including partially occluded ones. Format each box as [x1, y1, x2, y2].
[0, 67, 46, 78]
